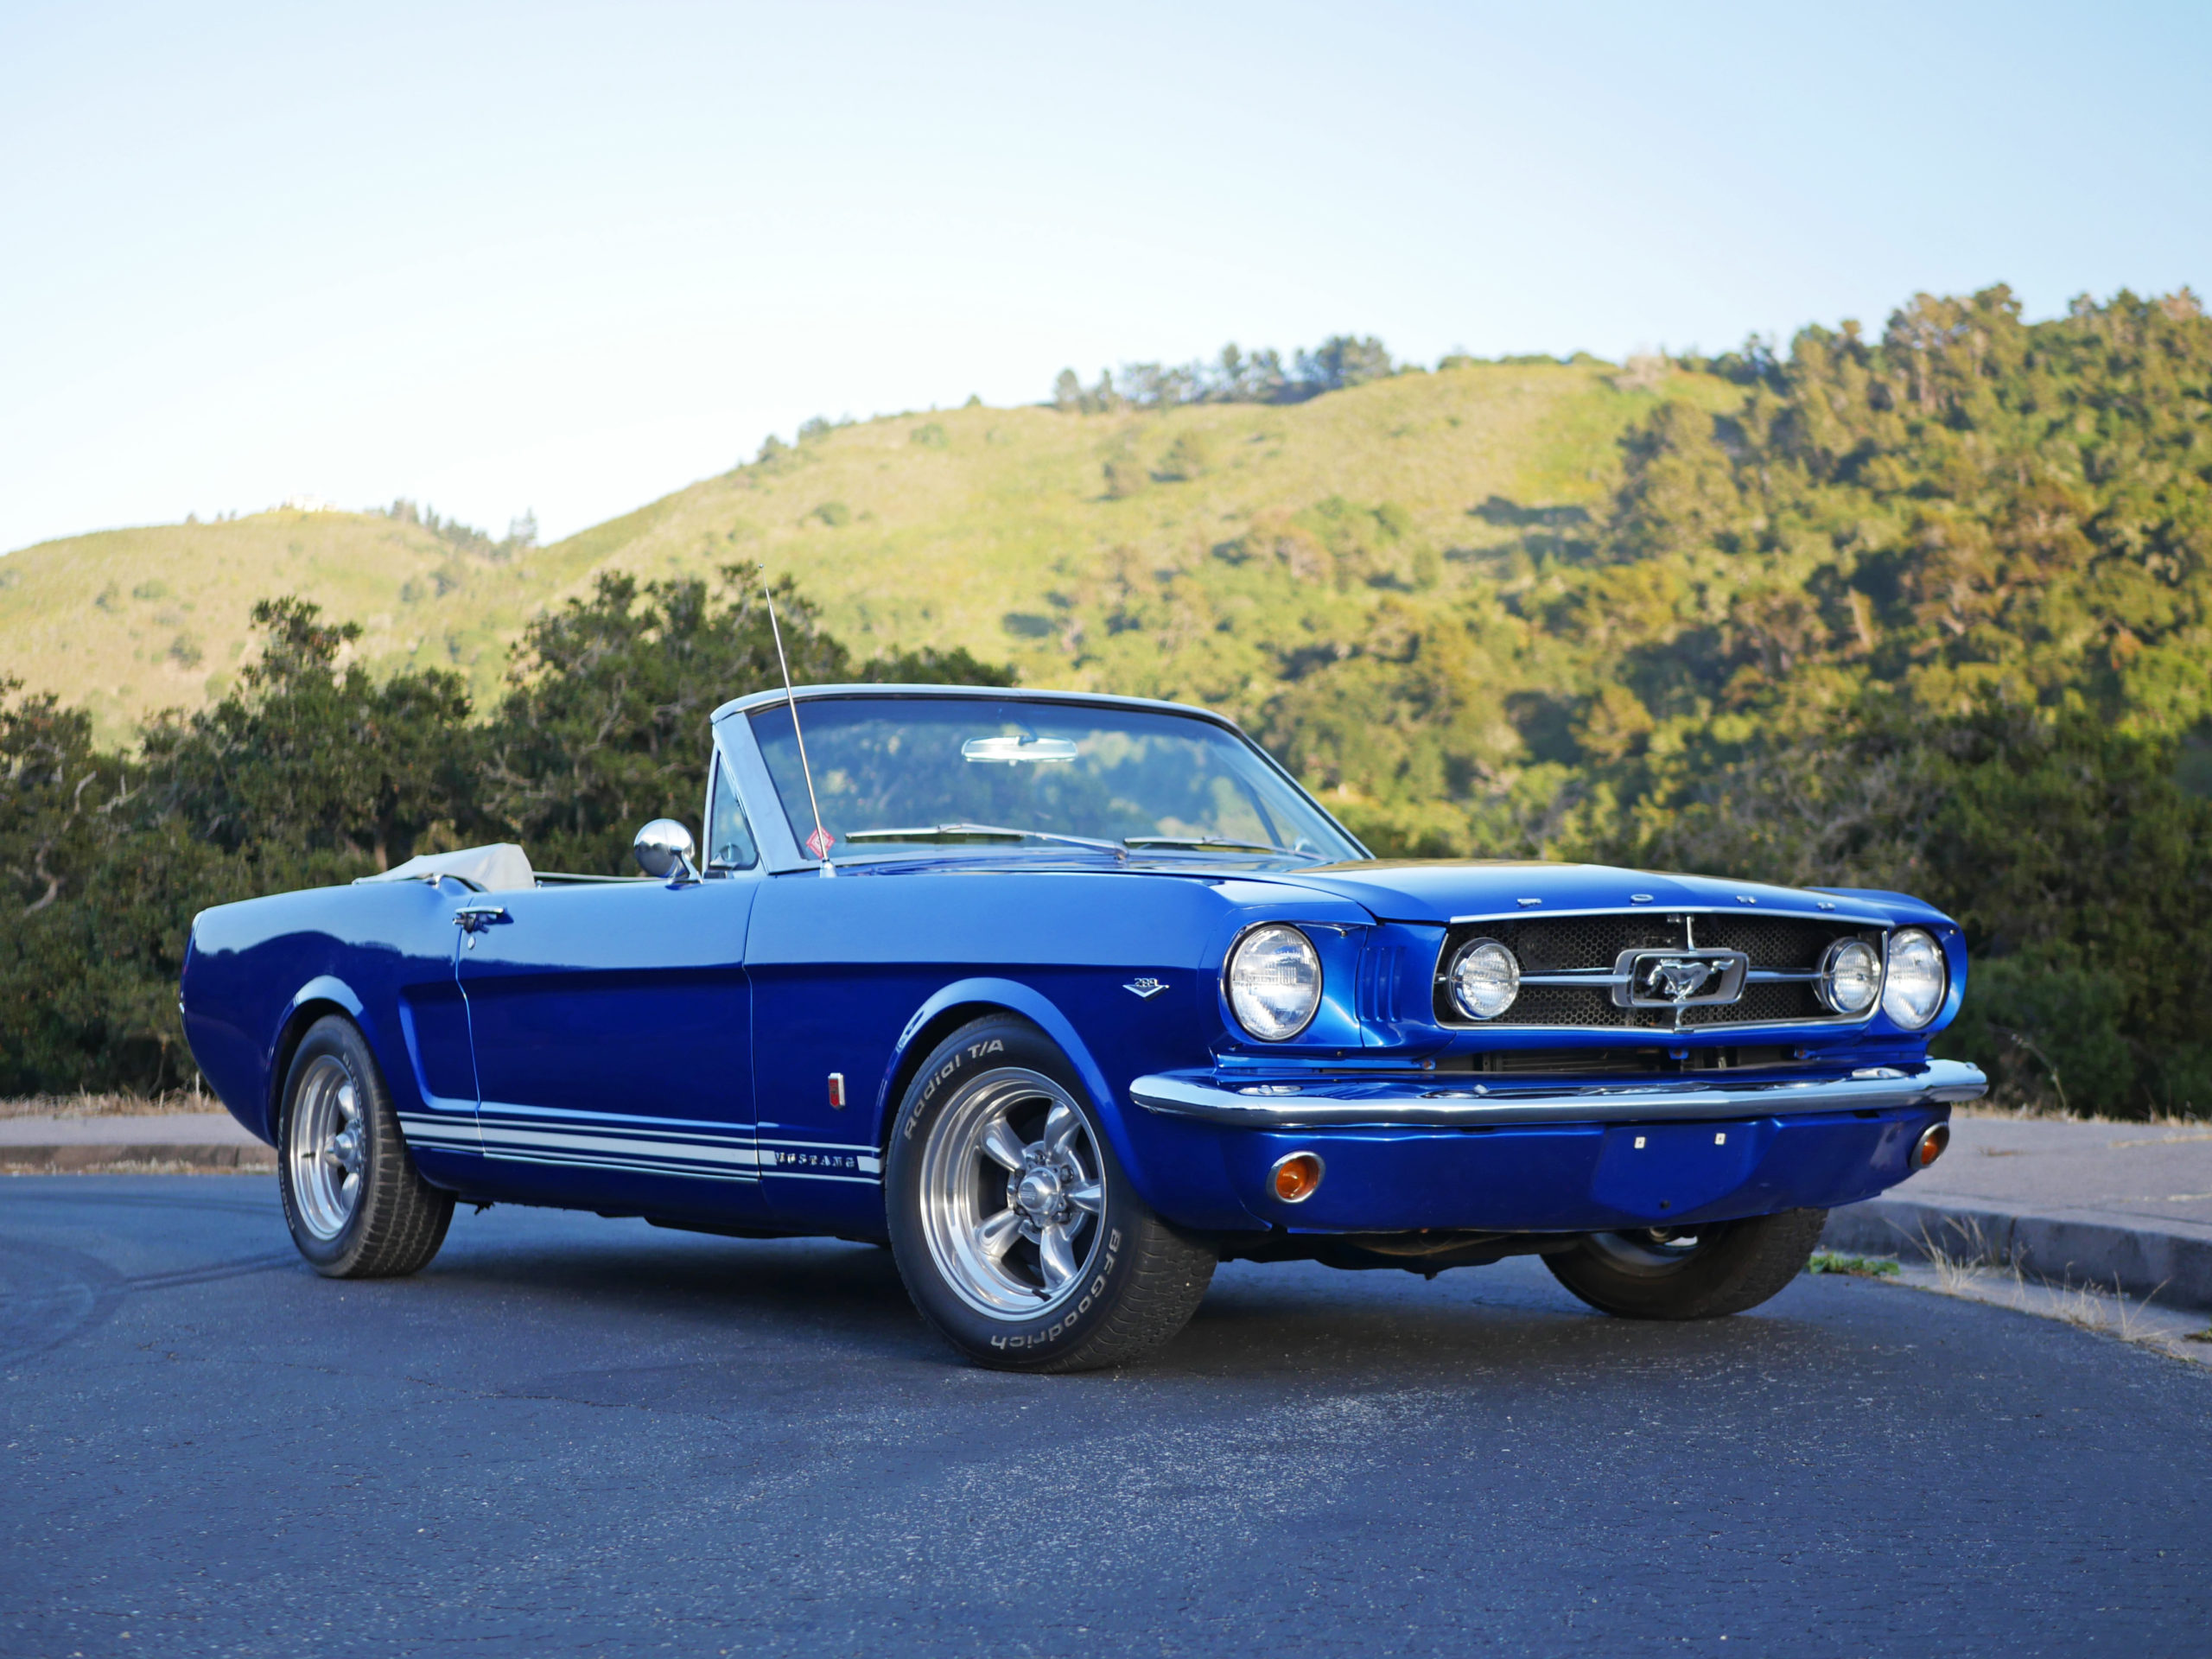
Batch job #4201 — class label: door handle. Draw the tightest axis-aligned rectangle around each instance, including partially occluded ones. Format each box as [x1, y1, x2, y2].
[454, 906, 510, 932]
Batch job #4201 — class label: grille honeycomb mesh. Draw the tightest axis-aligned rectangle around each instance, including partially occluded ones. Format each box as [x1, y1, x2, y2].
[1671, 982, 1827, 1027]
[1690, 916, 1840, 970]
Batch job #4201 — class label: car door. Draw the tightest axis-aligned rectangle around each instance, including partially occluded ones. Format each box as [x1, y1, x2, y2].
[455, 874, 764, 1217]
[391, 884, 482, 1161]
[745, 874, 912, 1232]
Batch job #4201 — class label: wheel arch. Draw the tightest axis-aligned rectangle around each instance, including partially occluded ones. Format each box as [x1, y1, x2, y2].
[264, 976, 370, 1144]
[874, 977, 1143, 1178]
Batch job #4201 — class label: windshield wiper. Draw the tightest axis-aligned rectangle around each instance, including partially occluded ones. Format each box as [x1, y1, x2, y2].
[841, 823, 1126, 858]
[1122, 836, 1326, 860]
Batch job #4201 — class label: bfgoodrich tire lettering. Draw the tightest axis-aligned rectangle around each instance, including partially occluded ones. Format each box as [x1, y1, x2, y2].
[276, 1014, 454, 1279]
[1544, 1208, 1827, 1319]
[886, 1014, 1214, 1372]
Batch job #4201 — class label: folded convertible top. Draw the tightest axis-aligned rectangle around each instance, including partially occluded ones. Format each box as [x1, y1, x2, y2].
[355, 842, 536, 893]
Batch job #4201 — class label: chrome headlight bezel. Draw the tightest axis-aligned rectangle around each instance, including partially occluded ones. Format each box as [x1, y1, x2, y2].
[1881, 927, 1947, 1029]
[1447, 937, 1522, 1022]
[1816, 937, 1884, 1016]
[1224, 923, 1324, 1042]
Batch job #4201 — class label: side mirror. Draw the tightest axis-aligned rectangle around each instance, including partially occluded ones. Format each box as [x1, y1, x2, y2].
[632, 819, 699, 884]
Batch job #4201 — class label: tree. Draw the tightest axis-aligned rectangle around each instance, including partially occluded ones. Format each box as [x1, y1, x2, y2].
[140, 597, 481, 875]
[484, 563, 1015, 874]
[0, 675, 244, 1093]
[1294, 335, 1394, 394]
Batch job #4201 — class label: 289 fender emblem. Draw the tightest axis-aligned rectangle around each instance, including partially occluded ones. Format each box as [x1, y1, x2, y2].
[1124, 977, 1169, 1000]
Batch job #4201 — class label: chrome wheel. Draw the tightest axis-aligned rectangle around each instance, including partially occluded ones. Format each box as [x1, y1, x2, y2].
[287, 1054, 365, 1241]
[917, 1068, 1107, 1319]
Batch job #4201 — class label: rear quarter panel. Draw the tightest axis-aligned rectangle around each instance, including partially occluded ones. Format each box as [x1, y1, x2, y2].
[181, 882, 474, 1148]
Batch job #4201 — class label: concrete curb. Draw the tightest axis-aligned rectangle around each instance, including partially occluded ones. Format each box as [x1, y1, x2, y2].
[0, 1142, 276, 1173]
[1822, 1197, 2212, 1315]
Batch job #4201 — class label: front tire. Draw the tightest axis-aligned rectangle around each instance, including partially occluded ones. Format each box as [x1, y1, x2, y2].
[886, 1015, 1214, 1372]
[1544, 1208, 1827, 1319]
[277, 1014, 454, 1278]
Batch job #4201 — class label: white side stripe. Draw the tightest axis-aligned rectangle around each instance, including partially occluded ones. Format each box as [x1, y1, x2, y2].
[485, 1148, 756, 1183]
[474, 1124, 760, 1167]
[397, 1107, 884, 1184]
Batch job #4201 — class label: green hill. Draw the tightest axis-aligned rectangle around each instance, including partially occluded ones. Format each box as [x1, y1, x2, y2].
[0, 359, 1732, 747]
[8, 287, 2211, 1113]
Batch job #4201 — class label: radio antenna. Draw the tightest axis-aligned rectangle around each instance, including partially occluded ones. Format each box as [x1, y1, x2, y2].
[764, 586, 834, 877]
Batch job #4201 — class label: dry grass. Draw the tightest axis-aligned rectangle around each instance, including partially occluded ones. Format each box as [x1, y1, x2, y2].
[0, 1089, 218, 1121]
[1913, 1214, 2021, 1293]
[1954, 1097, 2202, 1128]
[1899, 1217, 2211, 1362]
[0, 1157, 271, 1175]
[2044, 1276, 2165, 1344]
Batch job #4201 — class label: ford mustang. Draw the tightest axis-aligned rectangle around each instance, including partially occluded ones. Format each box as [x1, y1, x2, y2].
[180, 684, 1984, 1370]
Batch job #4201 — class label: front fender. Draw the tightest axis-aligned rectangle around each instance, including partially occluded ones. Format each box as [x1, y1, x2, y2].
[880, 976, 1151, 1188]
[876, 974, 1274, 1231]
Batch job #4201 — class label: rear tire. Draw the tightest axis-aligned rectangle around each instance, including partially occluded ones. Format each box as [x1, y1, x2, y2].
[1544, 1208, 1827, 1319]
[886, 1014, 1214, 1372]
[277, 1014, 454, 1279]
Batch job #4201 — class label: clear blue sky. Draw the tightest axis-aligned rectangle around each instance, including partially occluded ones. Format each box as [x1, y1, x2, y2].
[3, 0, 2207, 556]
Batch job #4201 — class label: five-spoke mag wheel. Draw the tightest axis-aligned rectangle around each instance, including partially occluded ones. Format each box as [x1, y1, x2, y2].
[887, 1014, 1217, 1371]
[286, 1054, 366, 1241]
[918, 1070, 1107, 1317]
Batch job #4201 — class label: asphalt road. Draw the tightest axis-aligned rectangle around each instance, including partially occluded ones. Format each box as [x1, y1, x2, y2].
[3, 1178, 2209, 1658]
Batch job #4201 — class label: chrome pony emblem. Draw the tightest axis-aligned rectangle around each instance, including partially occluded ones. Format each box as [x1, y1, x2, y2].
[1613, 949, 1749, 1013]
[1124, 977, 1170, 1001]
[1643, 957, 1716, 1001]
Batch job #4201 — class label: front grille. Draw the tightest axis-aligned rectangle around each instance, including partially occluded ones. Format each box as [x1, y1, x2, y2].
[1433, 911, 1879, 1032]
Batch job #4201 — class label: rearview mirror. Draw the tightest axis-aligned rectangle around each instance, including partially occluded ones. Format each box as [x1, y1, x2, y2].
[632, 819, 698, 882]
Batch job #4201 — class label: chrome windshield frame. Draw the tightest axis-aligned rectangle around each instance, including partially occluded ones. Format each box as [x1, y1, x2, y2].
[712, 684, 1372, 875]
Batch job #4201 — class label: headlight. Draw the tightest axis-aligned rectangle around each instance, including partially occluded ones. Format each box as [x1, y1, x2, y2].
[1817, 938, 1882, 1015]
[1226, 924, 1323, 1041]
[1448, 938, 1521, 1020]
[1882, 928, 1946, 1028]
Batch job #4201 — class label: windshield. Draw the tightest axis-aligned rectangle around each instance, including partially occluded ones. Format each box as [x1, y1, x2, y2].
[746, 696, 1365, 865]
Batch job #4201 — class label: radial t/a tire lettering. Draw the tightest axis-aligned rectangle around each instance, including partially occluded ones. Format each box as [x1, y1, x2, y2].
[885, 1014, 1215, 1372]
[1544, 1208, 1828, 1319]
[276, 1014, 454, 1279]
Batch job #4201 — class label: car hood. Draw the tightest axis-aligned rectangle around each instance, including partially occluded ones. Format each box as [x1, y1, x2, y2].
[1262, 859, 1948, 928]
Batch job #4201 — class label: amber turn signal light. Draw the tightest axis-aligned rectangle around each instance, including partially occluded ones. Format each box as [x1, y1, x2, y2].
[1270, 1151, 1324, 1204]
[1913, 1122, 1950, 1169]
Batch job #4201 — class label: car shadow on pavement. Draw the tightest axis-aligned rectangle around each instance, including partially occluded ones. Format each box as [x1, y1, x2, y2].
[376, 1221, 1864, 1405]
[5, 1184, 1908, 1406]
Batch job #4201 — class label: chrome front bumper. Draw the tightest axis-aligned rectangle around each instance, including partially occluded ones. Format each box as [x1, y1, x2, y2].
[1129, 1058, 1987, 1130]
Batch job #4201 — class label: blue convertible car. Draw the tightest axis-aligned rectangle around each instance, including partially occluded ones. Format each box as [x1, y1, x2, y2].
[181, 684, 1985, 1370]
